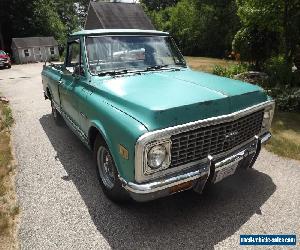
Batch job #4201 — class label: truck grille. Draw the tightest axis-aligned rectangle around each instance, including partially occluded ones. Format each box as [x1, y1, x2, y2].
[171, 111, 264, 168]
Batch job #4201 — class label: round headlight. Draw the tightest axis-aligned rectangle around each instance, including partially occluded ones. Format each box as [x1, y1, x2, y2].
[147, 145, 167, 169]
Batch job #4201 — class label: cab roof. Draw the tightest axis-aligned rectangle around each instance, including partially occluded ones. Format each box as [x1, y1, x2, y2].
[71, 29, 169, 37]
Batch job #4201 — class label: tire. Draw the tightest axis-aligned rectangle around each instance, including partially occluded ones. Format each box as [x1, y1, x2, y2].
[51, 99, 64, 126]
[7, 65, 11, 69]
[93, 135, 130, 203]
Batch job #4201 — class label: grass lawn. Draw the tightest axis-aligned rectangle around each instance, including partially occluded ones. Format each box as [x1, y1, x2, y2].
[266, 112, 300, 161]
[186, 56, 300, 161]
[185, 56, 236, 73]
[0, 99, 19, 247]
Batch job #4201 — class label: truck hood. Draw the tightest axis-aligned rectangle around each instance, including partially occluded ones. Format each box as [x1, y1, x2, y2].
[95, 69, 268, 131]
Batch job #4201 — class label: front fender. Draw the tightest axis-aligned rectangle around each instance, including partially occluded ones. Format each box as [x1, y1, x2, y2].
[87, 102, 147, 182]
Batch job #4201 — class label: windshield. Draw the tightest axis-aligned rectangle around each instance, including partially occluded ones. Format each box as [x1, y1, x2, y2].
[86, 35, 186, 74]
[0, 51, 6, 55]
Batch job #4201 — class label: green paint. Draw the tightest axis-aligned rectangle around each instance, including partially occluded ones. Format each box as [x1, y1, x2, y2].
[42, 30, 271, 183]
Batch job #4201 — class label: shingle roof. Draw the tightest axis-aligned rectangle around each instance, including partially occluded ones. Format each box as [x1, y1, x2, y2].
[11, 37, 58, 49]
[85, 2, 155, 30]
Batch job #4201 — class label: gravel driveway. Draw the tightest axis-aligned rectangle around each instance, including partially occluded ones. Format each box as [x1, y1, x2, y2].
[0, 64, 299, 250]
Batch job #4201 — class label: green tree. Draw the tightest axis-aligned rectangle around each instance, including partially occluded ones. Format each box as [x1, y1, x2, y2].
[192, 0, 240, 57]
[0, 0, 84, 52]
[234, 0, 300, 65]
[147, 0, 240, 57]
[140, 0, 180, 11]
[33, 0, 67, 46]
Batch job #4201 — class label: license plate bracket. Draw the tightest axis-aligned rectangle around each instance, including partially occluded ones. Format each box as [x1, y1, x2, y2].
[213, 160, 239, 184]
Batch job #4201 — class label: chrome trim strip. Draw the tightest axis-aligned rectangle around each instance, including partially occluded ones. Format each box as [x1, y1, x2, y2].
[120, 166, 209, 194]
[64, 114, 88, 142]
[52, 99, 89, 145]
[135, 100, 275, 183]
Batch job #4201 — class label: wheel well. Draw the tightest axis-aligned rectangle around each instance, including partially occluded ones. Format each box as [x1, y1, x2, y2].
[89, 126, 105, 150]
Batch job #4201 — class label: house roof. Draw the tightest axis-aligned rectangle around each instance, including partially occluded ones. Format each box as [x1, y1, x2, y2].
[72, 29, 168, 36]
[85, 2, 155, 30]
[11, 37, 58, 49]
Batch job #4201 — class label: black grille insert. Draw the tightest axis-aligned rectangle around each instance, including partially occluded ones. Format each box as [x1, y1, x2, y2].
[170, 111, 264, 168]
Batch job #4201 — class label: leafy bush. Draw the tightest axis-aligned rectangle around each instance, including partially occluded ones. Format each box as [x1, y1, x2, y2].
[232, 27, 280, 69]
[263, 56, 300, 87]
[267, 86, 300, 111]
[50, 55, 60, 62]
[212, 60, 300, 112]
[212, 63, 249, 78]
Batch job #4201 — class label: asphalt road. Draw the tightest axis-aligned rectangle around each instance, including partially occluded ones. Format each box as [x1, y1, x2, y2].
[0, 64, 299, 250]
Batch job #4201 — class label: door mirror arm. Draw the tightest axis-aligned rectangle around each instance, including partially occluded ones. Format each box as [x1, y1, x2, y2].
[73, 65, 85, 78]
[62, 68, 73, 76]
[62, 65, 84, 80]
[72, 73, 80, 81]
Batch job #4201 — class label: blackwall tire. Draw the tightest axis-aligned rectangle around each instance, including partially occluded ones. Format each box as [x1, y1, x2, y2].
[93, 135, 130, 203]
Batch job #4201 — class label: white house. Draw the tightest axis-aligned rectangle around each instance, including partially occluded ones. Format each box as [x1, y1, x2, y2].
[11, 37, 59, 64]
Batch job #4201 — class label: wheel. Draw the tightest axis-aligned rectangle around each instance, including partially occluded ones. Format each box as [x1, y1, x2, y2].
[93, 135, 129, 203]
[7, 65, 11, 69]
[51, 99, 64, 125]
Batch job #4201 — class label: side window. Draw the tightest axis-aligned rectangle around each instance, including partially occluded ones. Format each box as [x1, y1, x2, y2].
[66, 40, 80, 70]
[50, 47, 55, 55]
[24, 49, 30, 57]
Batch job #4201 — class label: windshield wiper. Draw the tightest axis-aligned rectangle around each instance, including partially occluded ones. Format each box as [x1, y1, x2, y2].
[175, 62, 188, 68]
[98, 69, 128, 77]
[145, 64, 183, 72]
[146, 65, 169, 71]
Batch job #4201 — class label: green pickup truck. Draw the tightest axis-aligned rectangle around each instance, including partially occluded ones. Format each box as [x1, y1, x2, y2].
[42, 29, 275, 202]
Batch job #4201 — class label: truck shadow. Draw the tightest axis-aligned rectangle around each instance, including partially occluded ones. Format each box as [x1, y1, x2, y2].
[40, 114, 276, 250]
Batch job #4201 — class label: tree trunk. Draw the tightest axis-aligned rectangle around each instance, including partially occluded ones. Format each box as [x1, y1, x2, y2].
[0, 23, 4, 50]
[283, 0, 293, 65]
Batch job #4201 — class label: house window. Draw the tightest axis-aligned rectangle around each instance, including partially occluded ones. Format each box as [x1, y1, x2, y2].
[50, 47, 55, 55]
[24, 49, 30, 57]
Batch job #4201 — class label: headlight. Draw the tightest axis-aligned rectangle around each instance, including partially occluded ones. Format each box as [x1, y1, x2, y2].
[262, 104, 275, 130]
[147, 145, 167, 169]
[144, 140, 171, 174]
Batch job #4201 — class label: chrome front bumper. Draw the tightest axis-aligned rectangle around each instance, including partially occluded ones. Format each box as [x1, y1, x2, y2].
[121, 132, 271, 202]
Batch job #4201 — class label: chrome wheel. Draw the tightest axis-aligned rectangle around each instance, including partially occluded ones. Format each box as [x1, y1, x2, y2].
[97, 146, 116, 190]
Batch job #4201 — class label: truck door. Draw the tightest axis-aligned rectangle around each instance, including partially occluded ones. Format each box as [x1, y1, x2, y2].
[59, 39, 83, 128]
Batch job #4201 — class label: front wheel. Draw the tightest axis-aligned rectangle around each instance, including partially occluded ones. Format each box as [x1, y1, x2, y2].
[93, 136, 129, 203]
